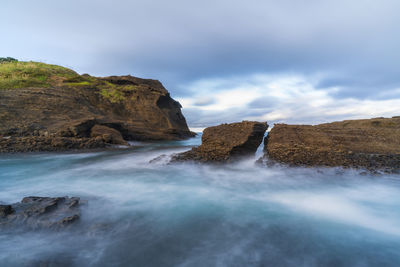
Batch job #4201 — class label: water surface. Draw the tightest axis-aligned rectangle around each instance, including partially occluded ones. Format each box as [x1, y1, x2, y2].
[1, 136, 400, 266]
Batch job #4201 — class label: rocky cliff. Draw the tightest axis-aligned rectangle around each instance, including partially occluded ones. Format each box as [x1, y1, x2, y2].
[0, 61, 194, 152]
[264, 117, 400, 171]
[172, 121, 268, 163]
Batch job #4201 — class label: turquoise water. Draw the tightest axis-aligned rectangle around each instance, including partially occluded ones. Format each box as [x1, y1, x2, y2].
[1, 135, 400, 266]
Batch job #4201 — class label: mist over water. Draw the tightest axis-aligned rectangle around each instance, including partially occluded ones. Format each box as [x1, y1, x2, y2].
[1, 135, 400, 267]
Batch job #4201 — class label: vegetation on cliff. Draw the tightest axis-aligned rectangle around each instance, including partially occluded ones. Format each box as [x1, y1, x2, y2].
[0, 61, 77, 90]
[0, 57, 17, 63]
[0, 61, 153, 103]
[0, 60, 193, 152]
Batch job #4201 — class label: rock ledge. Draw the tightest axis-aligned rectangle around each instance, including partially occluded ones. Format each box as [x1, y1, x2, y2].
[264, 117, 400, 171]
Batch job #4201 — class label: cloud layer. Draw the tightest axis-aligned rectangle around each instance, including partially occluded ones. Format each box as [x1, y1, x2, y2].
[178, 74, 400, 127]
[2, 0, 400, 126]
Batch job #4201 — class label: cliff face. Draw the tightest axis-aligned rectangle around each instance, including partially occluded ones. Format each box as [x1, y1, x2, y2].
[264, 117, 400, 171]
[172, 121, 268, 163]
[0, 61, 194, 152]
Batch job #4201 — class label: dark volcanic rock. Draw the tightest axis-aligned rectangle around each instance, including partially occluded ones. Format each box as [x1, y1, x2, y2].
[0, 196, 83, 229]
[172, 121, 268, 163]
[0, 62, 194, 153]
[264, 117, 400, 171]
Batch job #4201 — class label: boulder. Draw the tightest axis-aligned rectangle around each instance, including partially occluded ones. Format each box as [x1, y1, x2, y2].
[0, 196, 83, 229]
[264, 117, 400, 171]
[90, 125, 129, 146]
[172, 121, 268, 163]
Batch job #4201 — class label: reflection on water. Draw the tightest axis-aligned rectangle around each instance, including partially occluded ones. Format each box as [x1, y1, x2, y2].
[1, 136, 400, 266]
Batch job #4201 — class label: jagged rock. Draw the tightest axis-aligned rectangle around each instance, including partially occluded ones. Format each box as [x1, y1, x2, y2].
[90, 125, 129, 146]
[0, 196, 83, 229]
[264, 117, 400, 171]
[172, 121, 268, 163]
[0, 62, 194, 152]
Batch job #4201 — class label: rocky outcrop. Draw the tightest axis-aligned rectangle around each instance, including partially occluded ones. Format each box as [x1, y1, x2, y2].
[0, 196, 82, 229]
[90, 124, 129, 146]
[264, 117, 400, 171]
[172, 121, 268, 163]
[0, 61, 194, 152]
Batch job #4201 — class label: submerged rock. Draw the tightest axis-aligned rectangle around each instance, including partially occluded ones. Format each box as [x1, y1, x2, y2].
[172, 121, 268, 163]
[0, 61, 194, 152]
[264, 117, 400, 171]
[0, 205, 14, 217]
[0, 196, 83, 229]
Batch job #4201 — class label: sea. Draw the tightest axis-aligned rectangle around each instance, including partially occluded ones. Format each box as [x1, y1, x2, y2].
[1, 133, 400, 266]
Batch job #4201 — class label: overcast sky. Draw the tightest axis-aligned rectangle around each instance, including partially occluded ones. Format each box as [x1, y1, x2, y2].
[2, 0, 400, 128]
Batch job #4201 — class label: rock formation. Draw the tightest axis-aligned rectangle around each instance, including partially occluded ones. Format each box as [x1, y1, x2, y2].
[0, 196, 82, 229]
[264, 117, 400, 171]
[0, 61, 194, 152]
[172, 121, 268, 163]
[90, 124, 129, 146]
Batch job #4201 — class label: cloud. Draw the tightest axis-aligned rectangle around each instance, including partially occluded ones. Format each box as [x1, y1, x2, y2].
[192, 97, 215, 106]
[2, 0, 400, 96]
[2, 0, 400, 126]
[177, 74, 400, 127]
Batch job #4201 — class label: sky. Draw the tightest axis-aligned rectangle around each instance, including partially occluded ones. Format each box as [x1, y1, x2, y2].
[2, 0, 400, 128]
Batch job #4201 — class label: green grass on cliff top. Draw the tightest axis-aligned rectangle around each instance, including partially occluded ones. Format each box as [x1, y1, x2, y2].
[0, 60, 142, 103]
[0, 61, 77, 89]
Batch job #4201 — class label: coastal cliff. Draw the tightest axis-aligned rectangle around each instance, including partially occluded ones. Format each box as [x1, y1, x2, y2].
[264, 117, 400, 171]
[0, 61, 194, 152]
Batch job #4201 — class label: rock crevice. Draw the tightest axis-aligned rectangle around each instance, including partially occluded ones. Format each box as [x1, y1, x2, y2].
[172, 121, 268, 163]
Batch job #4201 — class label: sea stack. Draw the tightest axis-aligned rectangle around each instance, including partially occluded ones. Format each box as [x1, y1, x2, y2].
[172, 121, 268, 163]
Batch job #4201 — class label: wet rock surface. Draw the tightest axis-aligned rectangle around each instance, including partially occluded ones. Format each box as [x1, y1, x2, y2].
[264, 117, 400, 171]
[0, 196, 83, 229]
[172, 121, 268, 163]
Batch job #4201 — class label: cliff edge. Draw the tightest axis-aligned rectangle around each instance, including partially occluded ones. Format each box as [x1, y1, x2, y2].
[0, 61, 194, 152]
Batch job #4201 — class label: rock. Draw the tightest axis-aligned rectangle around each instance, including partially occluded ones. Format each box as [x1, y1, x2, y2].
[0, 61, 195, 153]
[0, 205, 14, 217]
[90, 125, 129, 146]
[172, 121, 268, 163]
[0, 196, 83, 229]
[264, 117, 400, 171]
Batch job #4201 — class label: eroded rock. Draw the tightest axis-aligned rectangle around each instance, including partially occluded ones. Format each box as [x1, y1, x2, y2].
[90, 124, 129, 146]
[172, 121, 268, 163]
[264, 117, 400, 171]
[0, 62, 194, 153]
[0, 196, 83, 229]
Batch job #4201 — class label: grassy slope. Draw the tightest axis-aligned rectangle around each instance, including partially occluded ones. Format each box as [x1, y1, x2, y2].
[0, 61, 77, 89]
[0, 61, 142, 103]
